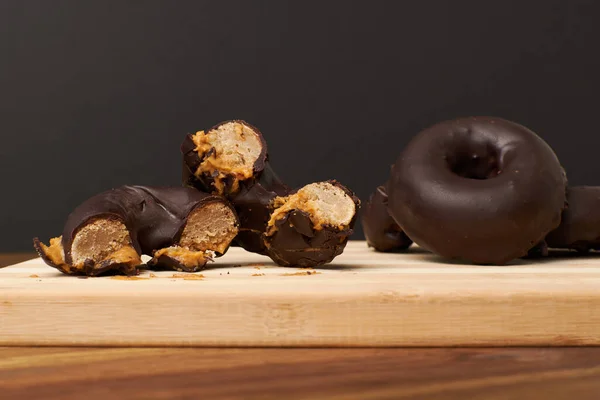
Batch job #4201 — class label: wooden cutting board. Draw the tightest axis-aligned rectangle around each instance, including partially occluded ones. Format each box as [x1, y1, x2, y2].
[1, 241, 599, 347]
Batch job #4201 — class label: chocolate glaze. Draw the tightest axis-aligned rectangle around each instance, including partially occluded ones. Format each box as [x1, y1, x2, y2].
[546, 186, 600, 252]
[361, 184, 412, 252]
[34, 186, 237, 275]
[227, 162, 290, 254]
[264, 181, 361, 267]
[264, 211, 351, 267]
[387, 117, 567, 264]
[523, 241, 549, 258]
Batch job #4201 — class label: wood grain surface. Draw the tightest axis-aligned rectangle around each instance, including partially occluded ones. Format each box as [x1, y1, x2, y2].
[2, 241, 600, 347]
[1, 254, 600, 399]
[1, 347, 600, 399]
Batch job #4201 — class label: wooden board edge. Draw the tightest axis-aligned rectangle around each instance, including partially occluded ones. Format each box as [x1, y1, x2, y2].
[2, 291, 599, 347]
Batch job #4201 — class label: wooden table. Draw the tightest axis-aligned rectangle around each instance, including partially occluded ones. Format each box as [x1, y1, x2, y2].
[2, 254, 599, 399]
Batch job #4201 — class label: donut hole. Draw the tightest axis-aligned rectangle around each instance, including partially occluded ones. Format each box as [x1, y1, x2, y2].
[446, 145, 501, 180]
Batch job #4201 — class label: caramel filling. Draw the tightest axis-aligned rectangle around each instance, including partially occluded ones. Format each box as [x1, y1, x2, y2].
[153, 246, 212, 267]
[266, 182, 356, 236]
[36, 236, 70, 272]
[192, 121, 263, 194]
[100, 245, 141, 268]
[179, 202, 239, 254]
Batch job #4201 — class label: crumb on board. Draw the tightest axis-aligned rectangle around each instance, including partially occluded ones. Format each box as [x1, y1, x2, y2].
[171, 273, 205, 280]
[149, 273, 157, 278]
[29, 274, 39, 278]
[110, 276, 149, 281]
[2, 301, 12, 306]
[251, 273, 265, 277]
[280, 271, 321, 276]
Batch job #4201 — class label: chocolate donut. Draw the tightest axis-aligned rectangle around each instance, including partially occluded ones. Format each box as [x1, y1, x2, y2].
[546, 186, 600, 252]
[182, 120, 360, 267]
[34, 186, 239, 276]
[361, 184, 412, 252]
[387, 117, 567, 264]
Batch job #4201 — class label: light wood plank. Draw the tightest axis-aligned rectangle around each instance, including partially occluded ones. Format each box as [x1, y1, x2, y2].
[1, 241, 600, 346]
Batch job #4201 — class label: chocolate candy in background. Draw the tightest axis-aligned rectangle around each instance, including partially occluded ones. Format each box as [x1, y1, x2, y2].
[546, 186, 600, 252]
[182, 120, 360, 267]
[387, 116, 568, 265]
[361, 184, 412, 252]
[361, 182, 547, 258]
[34, 186, 239, 276]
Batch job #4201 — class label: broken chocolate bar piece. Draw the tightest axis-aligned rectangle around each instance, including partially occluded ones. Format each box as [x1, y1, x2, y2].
[361, 184, 412, 252]
[264, 181, 360, 267]
[33, 186, 239, 276]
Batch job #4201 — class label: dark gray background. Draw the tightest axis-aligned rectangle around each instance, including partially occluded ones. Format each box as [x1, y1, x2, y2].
[1, 0, 599, 251]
